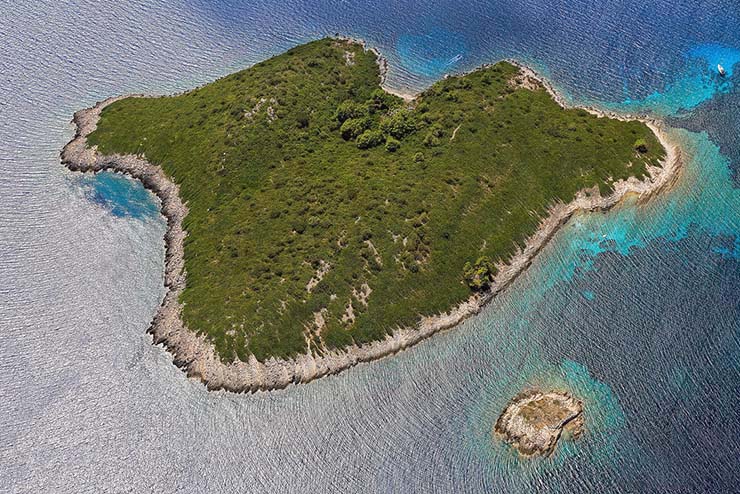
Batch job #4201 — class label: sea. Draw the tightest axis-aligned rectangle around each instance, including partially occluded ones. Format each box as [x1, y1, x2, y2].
[1, 1, 739, 492]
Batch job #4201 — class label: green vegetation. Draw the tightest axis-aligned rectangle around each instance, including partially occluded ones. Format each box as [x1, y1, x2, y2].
[87, 39, 664, 362]
[633, 138, 649, 153]
[463, 256, 496, 291]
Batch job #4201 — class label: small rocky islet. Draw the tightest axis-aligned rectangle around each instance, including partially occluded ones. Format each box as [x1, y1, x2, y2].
[494, 389, 584, 457]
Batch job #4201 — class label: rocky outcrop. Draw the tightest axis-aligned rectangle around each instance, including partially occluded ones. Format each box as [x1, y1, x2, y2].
[60, 46, 682, 392]
[494, 390, 584, 457]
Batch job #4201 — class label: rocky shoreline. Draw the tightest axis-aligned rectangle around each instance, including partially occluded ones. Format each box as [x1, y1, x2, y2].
[61, 46, 683, 393]
[494, 389, 584, 457]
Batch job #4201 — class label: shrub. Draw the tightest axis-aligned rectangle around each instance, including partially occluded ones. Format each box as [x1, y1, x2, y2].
[356, 129, 384, 149]
[423, 133, 440, 147]
[379, 110, 417, 139]
[340, 118, 369, 140]
[463, 256, 496, 290]
[633, 138, 648, 153]
[546, 126, 564, 138]
[413, 152, 425, 163]
[365, 89, 397, 113]
[385, 137, 400, 152]
[295, 112, 310, 128]
[334, 100, 366, 122]
[429, 124, 444, 138]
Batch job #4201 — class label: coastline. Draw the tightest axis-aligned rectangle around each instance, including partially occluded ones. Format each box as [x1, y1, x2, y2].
[61, 46, 683, 393]
[494, 389, 584, 457]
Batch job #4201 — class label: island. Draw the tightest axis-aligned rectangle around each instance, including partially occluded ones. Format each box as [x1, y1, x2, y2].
[494, 389, 584, 457]
[61, 38, 680, 391]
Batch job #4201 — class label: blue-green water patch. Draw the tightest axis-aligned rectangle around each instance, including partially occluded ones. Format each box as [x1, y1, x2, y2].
[688, 44, 740, 78]
[533, 128, 740, 291]
[667, 73, 740, 185]
[610, 44, 740, 116]
[454, 123, 740, 490]
[395, 28, 467, 78]
[466, 357, 627, 485]
[79, 171, 159, 220]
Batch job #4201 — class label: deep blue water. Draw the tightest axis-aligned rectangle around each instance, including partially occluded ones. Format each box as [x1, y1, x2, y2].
[2, 1, 739, 492]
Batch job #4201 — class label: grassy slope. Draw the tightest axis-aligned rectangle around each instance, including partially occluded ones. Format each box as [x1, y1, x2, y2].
[88, 38, 664, 362]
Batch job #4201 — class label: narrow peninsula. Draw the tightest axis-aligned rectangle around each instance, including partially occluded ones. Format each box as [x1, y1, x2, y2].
[62, 38, 680, 391]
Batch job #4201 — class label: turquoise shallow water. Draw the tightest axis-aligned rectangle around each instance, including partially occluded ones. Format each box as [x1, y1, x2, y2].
[616, 43, 740, 116]
[396, 28, 468, 78]
[78, 172, 160, 219]
[1, 0, 739, 492]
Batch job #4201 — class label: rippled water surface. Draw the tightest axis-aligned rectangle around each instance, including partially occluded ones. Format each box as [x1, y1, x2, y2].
[2, 1, 739, 492]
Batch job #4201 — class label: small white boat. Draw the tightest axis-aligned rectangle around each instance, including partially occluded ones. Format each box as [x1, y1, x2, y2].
[718, 64, 726, 76]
